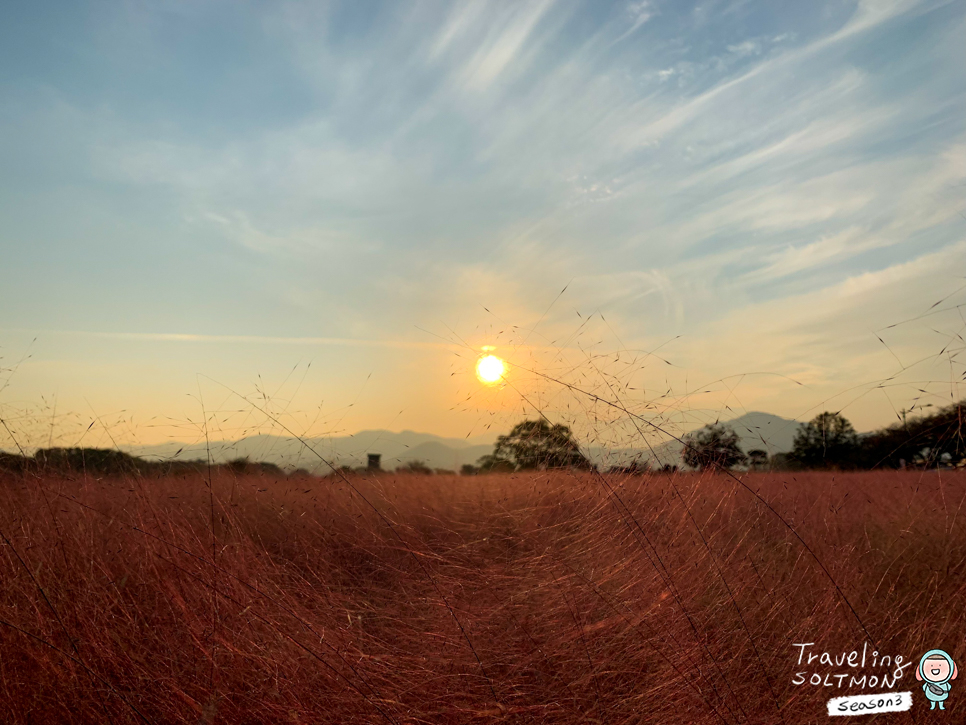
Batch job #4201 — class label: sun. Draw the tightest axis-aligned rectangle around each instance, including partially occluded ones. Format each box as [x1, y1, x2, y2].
[476, 354, 505, 384]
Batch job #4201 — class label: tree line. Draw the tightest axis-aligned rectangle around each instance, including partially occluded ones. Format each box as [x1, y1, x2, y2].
[0, 448, 288, 478]
[463, 401, 965, 473]
[677, 400, 965, 471]
[3, 400, 961, 478]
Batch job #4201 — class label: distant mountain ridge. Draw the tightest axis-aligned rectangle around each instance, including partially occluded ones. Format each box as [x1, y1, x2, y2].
[577, 412, 804, 468]
[697, 411, 802, 455]
[124, 412, 803, 473]
[128, 429, 498, 473]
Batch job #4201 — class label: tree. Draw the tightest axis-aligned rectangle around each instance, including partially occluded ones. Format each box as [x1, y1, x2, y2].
[855, 401, 965, 469]
[791, 412, 859, 469]
[397, 459, 433, 475]
[682, 424, 747, 470]
[768, 452, 797, 471]
[477, 419, 592, 471]
[747, 449, 768, 469]
[476, 454, 515, 473]
[225, 457, 284, 476]
[606, 458, 650, 475]
[33, 447, 143, 476]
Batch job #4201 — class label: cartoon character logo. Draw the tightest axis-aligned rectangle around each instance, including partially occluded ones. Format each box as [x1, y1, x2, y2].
[916, 649, 957, 710]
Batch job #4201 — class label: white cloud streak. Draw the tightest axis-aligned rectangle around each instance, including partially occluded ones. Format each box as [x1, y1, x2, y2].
[3, 0, 963, 433]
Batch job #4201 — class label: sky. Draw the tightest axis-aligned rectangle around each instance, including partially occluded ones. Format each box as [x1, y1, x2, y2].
[1, 0, 964, 451]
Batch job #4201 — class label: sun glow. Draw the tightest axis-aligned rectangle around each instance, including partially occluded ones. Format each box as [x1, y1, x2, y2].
[476, 354, 505, 384]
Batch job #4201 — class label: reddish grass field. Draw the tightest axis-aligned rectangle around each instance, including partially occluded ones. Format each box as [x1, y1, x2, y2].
[0, 467, 963, 724]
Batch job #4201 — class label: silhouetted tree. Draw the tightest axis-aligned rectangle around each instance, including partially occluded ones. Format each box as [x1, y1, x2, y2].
[460, 464, 478, 476]
[791, 412, 859, 469]
[226, 457, 251, 474]
[0, 452, 29, 475]
[747, 449, 768, 469]
[225, 457, 284, 476]
[606, 458, 650, 475]
[858, 401, 965, 468]
[682, 424, 747, 470]
[768, 452, 797, 471]
[397, 459, 433, 475]
[476, 454, 515, 473]
[477, 419, 591, 471]
[34, 447, 143, 476]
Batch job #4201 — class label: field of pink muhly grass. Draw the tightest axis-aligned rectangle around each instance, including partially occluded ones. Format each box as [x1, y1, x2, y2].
[0, 467, 963, 724]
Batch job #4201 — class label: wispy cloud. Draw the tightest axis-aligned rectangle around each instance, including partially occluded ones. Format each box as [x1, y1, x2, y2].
[726, 40, 760, 56]
[609, 1, 654, 46]
[0, 0, 963, 436]
[457, 0, 556, 92]
[0, 328, 457, 350]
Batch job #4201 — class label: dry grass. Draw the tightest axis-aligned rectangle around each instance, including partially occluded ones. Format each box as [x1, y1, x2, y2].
[0, 467, 963, 723]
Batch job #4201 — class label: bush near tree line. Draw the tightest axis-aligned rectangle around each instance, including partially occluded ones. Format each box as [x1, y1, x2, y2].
[396, 459, 434, 475]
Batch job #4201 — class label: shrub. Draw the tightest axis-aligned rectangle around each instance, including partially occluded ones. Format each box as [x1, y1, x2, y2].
[396, 459, 433, 474]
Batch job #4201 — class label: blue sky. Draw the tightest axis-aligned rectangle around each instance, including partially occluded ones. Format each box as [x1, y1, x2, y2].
[1, 0, 964, 448]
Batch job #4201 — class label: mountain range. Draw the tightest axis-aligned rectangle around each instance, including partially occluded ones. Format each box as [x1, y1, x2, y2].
[129, 429, 497, 473]
[124, 412, 804, 473]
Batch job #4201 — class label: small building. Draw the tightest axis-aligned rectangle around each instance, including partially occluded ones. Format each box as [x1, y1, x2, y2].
[367, 453, 381, 471]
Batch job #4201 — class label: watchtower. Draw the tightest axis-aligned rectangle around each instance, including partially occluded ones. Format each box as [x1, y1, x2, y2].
[367, 453, 381, 471]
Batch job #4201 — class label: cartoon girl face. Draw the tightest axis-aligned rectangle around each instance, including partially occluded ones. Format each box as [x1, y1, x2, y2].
[924, 657, 952, 683]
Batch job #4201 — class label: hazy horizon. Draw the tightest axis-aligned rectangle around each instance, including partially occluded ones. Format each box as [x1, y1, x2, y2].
[2, 0, 964, 449]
